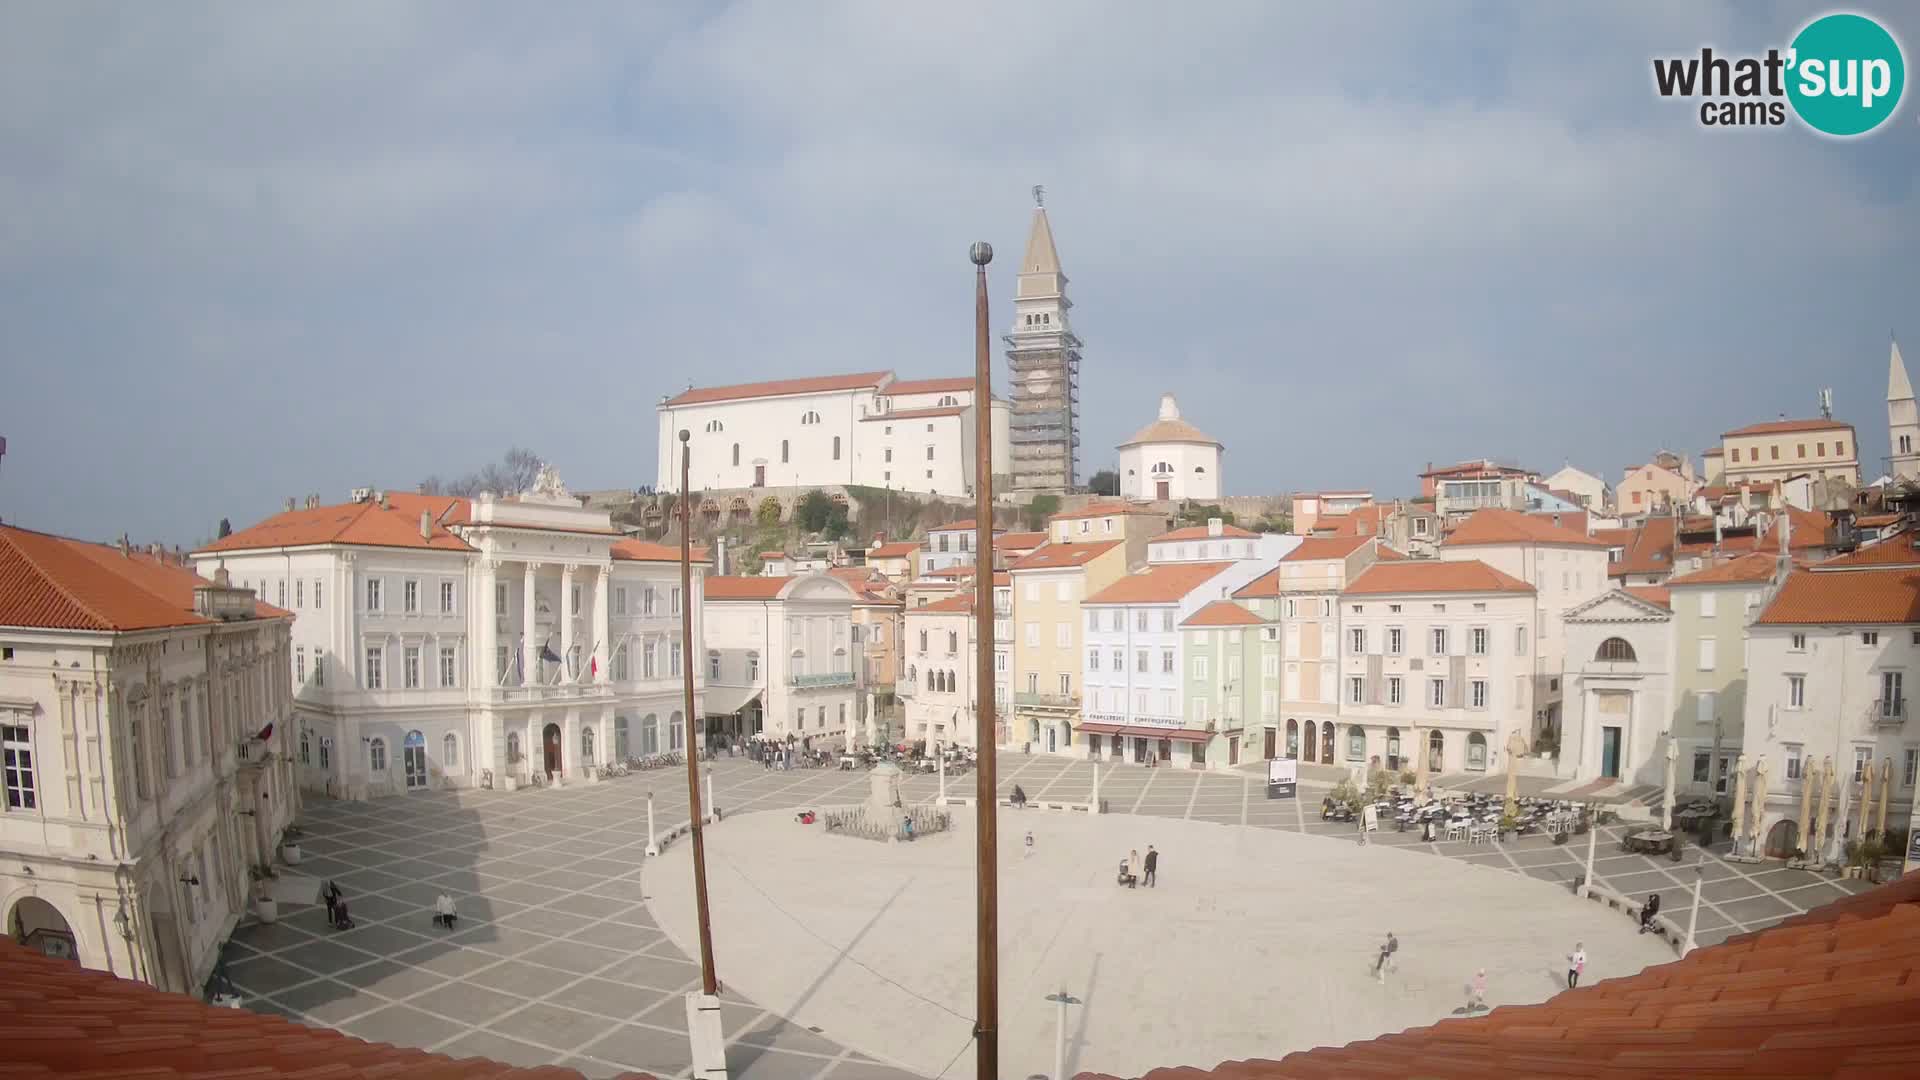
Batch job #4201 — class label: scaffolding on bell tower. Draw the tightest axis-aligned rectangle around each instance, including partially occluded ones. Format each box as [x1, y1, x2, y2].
[1005, 191, 1081, 497]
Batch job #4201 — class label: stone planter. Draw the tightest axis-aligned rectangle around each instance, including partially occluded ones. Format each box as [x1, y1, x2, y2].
[504, 775, 519, 792]
[280, 843, 302, 866]
[254, 896, 279, 924]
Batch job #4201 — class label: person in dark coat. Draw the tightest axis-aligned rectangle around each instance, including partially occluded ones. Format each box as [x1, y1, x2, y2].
[1143, 845, 1159, 887]
[1639, 892, 1661, 933]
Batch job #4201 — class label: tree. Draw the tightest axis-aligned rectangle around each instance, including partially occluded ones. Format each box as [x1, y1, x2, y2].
[1088, 469, 1120, 497]
[756, 496, 784, 528]
[217, 518, 233, 538]
[1023, 494, 1062, 531]
[422, 447, 544, 498]
[823, 504, 851, 541]
[795, 489, 834, 533]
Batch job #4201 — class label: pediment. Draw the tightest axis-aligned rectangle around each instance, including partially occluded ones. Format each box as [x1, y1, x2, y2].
[1566, 590, 1669, 623]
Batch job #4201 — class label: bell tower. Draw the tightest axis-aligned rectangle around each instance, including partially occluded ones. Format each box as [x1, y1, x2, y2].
[1005, 186, 1082, 497]
[1890, 339, 1918, 481]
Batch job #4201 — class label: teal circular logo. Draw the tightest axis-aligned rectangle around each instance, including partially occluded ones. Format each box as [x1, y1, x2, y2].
[1786, 13, 1905, 136]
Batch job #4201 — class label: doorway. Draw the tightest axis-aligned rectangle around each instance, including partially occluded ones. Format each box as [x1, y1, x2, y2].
[1303, 721, 1317, 763]
[1046, 725, 1057, 753]
[1263, 728, 1276, 760]
[542, 722, 562, 778]
[1088, 734, 1102, 758]
[1600, 726, 1622, 779]
[402, 730, 428, 791]
[754, 464, 766, 487]
[1321, 724, 1335, 764]
[1156, 480, 1170, 500]
[1228, 737, 1240, 766]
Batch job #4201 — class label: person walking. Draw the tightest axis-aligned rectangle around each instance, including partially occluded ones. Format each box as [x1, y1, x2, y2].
[1024, 830, 1034, 858]
[321, 880, 339, 927]
[1373, 931, 1398, 981]
[1567, 942, 1586, 989]
[1143, 845, 1158, 887]
[1126, 848, 1142, 889]
[903, 815, 916, 842]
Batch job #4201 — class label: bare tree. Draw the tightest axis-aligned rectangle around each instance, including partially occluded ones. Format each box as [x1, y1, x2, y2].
[424, 447, 545, 498]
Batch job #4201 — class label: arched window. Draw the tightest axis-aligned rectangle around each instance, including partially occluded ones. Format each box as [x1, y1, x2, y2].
[833, 647, 847, 673]
[1427, 729, 1445, 772]
[641, 713, 659, 755]
[708, 650, 721, 680]
[300, 728, 311, 765]
[1151, 461, 1172, 475]
[581, 726, 595, 764]
[800, 411, 821, 425]
[1286, 718, 1299, 758]
[1347, 725, 1366, 761]
[614, 715, 630, 760]
[1386, 727, 1401, 765]
[1596, 637, 1637, 662]
[832, 435, 841, 460]
[369, 737, 387, 771]
[906, 664, 916, 687]
[732, 443, 740, 466]
[507, 731, 522, 765]
[747, 651, 760, 681]
[1194, 466, 1206, 474]
[1467, 732, 1488, 770]
[790, 649, 805, 677]
[938, 395, 958, 407]
[706, 420, 724, 433]
[667, 711, 684, 751]
[443, 733, 459, 767]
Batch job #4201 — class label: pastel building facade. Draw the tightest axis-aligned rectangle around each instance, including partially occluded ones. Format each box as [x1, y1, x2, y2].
[702, 574, 858, 749]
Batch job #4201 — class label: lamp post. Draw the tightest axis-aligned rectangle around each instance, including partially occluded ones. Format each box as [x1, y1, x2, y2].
[679, 429, 726, 1080]
[1580, 806, 1598, 898]
[646, 790, 659, 857]
[1683, 856, 1704, 955]
[969, 238, 1000, 1080]
[1045, 989, 1082, 1080]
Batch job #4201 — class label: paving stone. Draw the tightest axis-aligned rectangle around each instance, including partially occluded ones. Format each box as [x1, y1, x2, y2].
[265, 977, 379, 1026]
[406, 981, 528, 1025]
[229, 956, 321, 995]
[584, 1021, 694, 1074]
[275, 938, 385, 976]
[489, 1001, 624, 1050]
[341, 1003, 466, 1051]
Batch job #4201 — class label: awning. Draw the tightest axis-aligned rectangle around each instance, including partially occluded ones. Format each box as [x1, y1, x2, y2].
[1078, 722, 1211, 743]
[703, 685, 763, 716]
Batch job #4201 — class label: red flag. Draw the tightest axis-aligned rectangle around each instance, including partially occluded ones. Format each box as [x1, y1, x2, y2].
[590, 657, 598, 676]
[254, 722, 274, 742]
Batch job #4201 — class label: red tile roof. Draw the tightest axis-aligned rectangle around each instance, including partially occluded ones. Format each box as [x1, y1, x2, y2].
[867, 541, 921, 559]
[609, 539, 709, 564]
[917, 594, 975, 614]
[994, 531, 1049, 550]
[661, 370, 890, 407]
[1756, 566, 1920, 625]
[1048, 500, 1160, 522]
[704, 575, 794, 600]
[198, 493, 476, 554]
[1181, 600, 1264, 627]
[1722, 417, 1856, 437]
[1592, 527, 1638, 549]
[1345, 560, 1534, 596]
[1150, 524, 1258, 542]
[885, 376, 973, 395]
[0, 940, 653, 1080]
[1443, 508, 1608, 548]
[1074, 874, 1920, 1080]
[1420, 459, 1533, 479]
[1085, 562, 1234, 605]
[1231, 568, 1279, 599]
[1280, 535, 1374, 562]
[1666, 551, 1781, 587]
[2, 525, 287, 632]
[1815, 534, 1920, 569]
[1608, 517, 1679, 578]
[1374, 546, 1410, 561]
[1624, 585, 1672, 610]
[1010, 539, 1123, 570]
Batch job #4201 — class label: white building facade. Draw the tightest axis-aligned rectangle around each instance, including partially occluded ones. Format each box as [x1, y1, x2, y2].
[2, 526, 295, 998]
[656, 372, 1010, 497]
[1559, 590, 1676, 787]
[1117, 394, 1224, 503]
[702, 574, 858, 750]
[193, 474, 705, 799]
[903, 594, 980, 749]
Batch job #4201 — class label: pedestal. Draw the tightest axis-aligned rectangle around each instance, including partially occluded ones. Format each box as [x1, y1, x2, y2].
[646, 794, 660, 858]
[685, 991, 728, 1080]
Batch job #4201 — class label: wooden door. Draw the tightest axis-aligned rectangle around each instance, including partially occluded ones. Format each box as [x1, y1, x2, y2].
[1264, 728, 1277, 760]
[543, 723, 562, 777]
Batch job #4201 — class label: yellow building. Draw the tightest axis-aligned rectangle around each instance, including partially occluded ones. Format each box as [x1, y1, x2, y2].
[1718, 418, 1858, 487]
[1007, 538, 1129, 753]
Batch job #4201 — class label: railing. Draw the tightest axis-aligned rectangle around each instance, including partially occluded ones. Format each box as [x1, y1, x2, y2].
[1015, 690, 1079, 709]
[1870, 697, 1907, 728]
[790, 672, 855, 688]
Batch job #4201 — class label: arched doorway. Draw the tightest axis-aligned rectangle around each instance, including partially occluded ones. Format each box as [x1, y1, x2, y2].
[8, 896, 77, 963]
[1286, 719, 1299, 758]
[1303, 721, 1317, 763]
[1386, 727, 1402, 771]
[1427, 729, 1445, 773]
[614, 716, 630, 761]
[1765, 818, 1799, 859]
[1321, 722, 1335, 764]
[542, 723, 562, 778]
[1467, 732, 1489, 771]
[402, 730, 427, 790]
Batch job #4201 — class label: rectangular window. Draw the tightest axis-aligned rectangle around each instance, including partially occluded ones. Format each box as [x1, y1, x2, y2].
[314, 648, 325, 687]
[614, 587, 627, 615]
[1262, 654, 1277, 678]
[1025, 623, 1038, 647]
[295, 579, 304, 608]
[1693, 752, 1710, 783]
[404, 579, 419, 613]
[1088, 648, 1100, 672]
[1854, 746, 1871, 781]
[1783, 744, 1802, 781]
[1161, 610, 1174, 632]
[1112, 648, 1123, 671]
[1347, 676, 1364, 705]
[1429, 678, 1445, 707]
[1349, 627, 1365, 654]
[672, 587, 683, 615]
[441, 581, 456, 614]
[1862, 631, 1880, 646]
[294, 646, 306, 685]
[1161, 649, 1174, 673]
[277, 580, 286, 607]
[613, 646, 629, 682]
[1136, 610, 1149, 632]
[1697, 636, 1716, 670]
[1056, 623, 1070, 647]
[710, 652, 722, 680]
[1470, 679, 1487, 709]
[1059, 673, 1072, 695]
[1788, 675, 1806, 709]
[315, 579, 324, 609]
[642, 587, 656, 615]
[1387, 627, 1403, 655]
[1699, 591, 1716, 618]
[439, 646, 457, 687]
[670, 642, 682, 677]
[365, 646, 384, 690]
[1193, 656, 1209, 679]
[1087, 610, 1099, 632]
[403, 646, 421, 689]
[644, 642, 657, 679]
[366, 578, 383, 612]
[1470, 627, 1488, 656]
[1430, 627, 1448, 655]
[1906, 747, 1919, 787]
[1883, 671, 1905, 715]
[1516, 625, 1527, 656]
[1388, 676, 1403, 705]
[3, 722, 37, 810]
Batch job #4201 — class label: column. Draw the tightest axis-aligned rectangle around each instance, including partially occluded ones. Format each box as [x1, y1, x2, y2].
[561, 565, 577, 684]
[594, 564, 612, 683]
[563, 707, 580, 779]
[522, 563, 538, 686]
[478, 560, 498, 693]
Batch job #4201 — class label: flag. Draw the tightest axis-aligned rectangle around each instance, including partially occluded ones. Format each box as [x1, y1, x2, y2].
[254, 722, 274, 742]
[540, 644, 561, 664]
[590, 656, 598, 676]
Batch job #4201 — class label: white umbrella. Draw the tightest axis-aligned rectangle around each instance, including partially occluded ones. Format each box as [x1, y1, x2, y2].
[1877, 758, 1894, 838]
[1662, 738, 1679, 831]
[1730, 754, 1749, 856]
[1861, 760, 1877, 841]
[1813, 758, 1836, 863]
[1829, 759, 1853, 865]
[1748, 756, 1769, 855]
[1797, 757, 1818, 859]
[1412, 726, 1428, 795]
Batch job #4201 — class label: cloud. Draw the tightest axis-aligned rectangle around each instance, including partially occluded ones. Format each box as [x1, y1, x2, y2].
[0, 1, 1914, 543]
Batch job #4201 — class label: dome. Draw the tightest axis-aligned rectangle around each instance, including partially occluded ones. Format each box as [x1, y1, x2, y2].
[1118, 393, 1222, 449]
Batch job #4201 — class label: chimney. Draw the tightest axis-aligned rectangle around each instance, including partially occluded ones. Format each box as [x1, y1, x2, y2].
[420, 510, 431, 540]
[1207, 517, 1223, 537]
[716, 536, 728, 576]
[378, 491, 390, 509]
[215, 565, 231, 586]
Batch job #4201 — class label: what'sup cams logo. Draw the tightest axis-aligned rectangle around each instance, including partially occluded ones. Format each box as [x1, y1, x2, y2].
[1653, 12, 1905, 136]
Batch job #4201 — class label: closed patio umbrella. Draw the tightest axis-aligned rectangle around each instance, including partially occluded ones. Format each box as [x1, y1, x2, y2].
[1412, 726, 1428, 795]
[1503, 728, 1526, 818]
[1861, 760, 1877, 839]
[1877, 758, 1894, 838]
[1812, 757, 1836, 863]
[1662, 738, 1679, 831]
[1748, 756, 1769, 855]
[1829, 758, 1853, 865]
[1730, 753, 1749, 854]
[1797, 757, 1817, 860]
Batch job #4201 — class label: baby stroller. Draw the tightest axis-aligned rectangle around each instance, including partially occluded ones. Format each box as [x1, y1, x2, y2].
[1115, 859, 1137, 888]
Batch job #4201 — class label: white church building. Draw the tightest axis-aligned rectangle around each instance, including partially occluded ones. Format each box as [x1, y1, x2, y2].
[1118, 394, 1224, 502]
[655, 372, 1011, 498]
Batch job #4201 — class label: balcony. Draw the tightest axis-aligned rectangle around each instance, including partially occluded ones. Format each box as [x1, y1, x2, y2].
[1015, 690, 1079, 710]
[790, 672, 855, 689]
[1869, 697, 1907, 728]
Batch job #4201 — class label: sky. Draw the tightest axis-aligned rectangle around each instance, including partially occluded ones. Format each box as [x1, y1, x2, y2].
[1, 1, 1916, 545]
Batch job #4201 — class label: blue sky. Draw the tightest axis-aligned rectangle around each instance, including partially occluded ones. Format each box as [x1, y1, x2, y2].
[1, 1, 1915, 545]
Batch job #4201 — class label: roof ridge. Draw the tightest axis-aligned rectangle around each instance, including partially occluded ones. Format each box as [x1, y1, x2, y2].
[0, 526, 122, 631]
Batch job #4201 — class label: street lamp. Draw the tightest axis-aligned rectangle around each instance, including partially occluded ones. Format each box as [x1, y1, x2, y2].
[1044, 989, 1082, 1080]
[1683, 855, 1705, 955]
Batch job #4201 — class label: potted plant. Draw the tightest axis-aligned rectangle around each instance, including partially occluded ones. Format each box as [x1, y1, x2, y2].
[249, 866, 278, 923]
[279, 825, 304, 866]
[1497, 812, 1519, 842]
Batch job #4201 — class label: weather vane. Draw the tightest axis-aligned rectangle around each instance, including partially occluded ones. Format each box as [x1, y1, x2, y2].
[1032, 184, 1044, 208]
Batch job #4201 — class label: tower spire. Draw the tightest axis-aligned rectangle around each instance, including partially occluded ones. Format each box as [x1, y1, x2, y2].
[1887, 336, 1918, 481]
[1004, 189, 1081, 497]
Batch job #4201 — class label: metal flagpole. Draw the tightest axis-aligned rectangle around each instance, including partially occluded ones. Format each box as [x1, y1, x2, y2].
[968, 238, 1000, 1080]
[679, 429, 726, 1079]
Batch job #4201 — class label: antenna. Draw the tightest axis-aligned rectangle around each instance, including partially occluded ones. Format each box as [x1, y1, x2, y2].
[1032, 184, 1044, 208]
[1818, 388, 1833, 420]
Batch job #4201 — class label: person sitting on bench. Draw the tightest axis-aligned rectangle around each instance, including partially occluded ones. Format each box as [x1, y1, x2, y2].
[1638, 892, 1661, 934]
[433, 893, 459, 930]
[1011, 784, 1028, 808]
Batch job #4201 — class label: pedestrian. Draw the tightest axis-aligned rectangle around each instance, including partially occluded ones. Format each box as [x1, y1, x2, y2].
[904, 815, 916, 842]
[1567, 942, 1586, 989]
[1024, 830, 1034, 858]
[1468, 968, 1487, 1013]
[1126, 848, 1141, 889]
[321, 880, 338, 926]
[1012, 784, 1028, 808]
[1143, 845, 1158, 887]
[1373, 931, 1398, 981]
[1638, 892, 1661, 934]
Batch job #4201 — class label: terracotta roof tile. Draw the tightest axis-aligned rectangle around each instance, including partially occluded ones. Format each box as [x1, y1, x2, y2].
[1180, 600, 1264, 627]
[916, 594, 974, 614]
[608, 539, 709, 564]
[198, 494, 475, 555]
[1048, 500, 1160, 522]
[867, 541, 920, 559]
[1608, 517, 1679, 578]
[1443, 509, 1609, 548]
[1722, 418, 1855, 437]
[1232, 568, 1279, 599]
[1623, 586, 1671, 610]
[661, 370, 890, 407]
[1151, 524, 1258, 543]
[1279, 535, 1373, 562]
[1815, 534, 1920, 569]
[1665, 552, 1781, 587]
[1085, 562, 1234, 605]
[884, 377, 973, 396]
[1, 525, 287, 632]
[1010, 539, 1123, 570]
[1345, 560, 1533, 596]
[1374, 546, 1410, 561]
[1117, 416, 1222, 448]
[928, 520, 987, 532]
[993, 531, 1049, 550]
[703, 575, 794, 600]
[1755, 566, 1920, 625]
